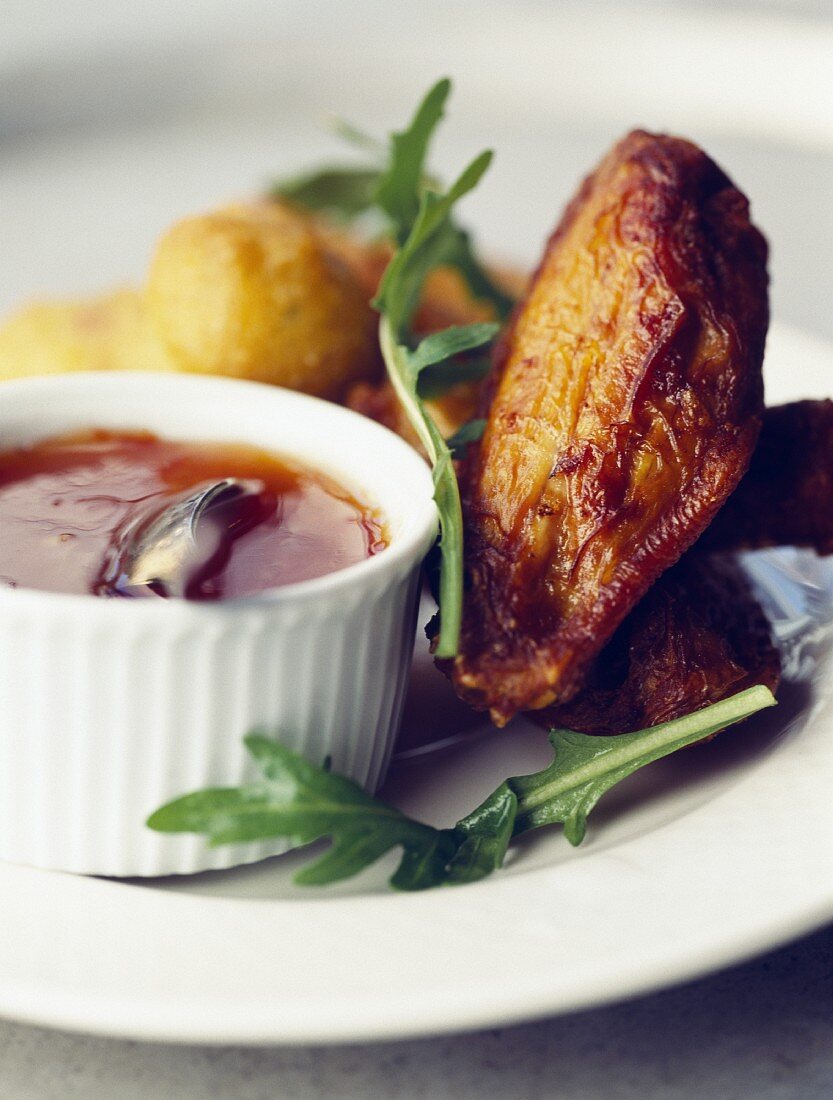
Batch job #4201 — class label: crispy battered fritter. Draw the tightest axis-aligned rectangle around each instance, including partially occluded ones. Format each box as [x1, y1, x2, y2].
[145, 202, 380, 399]
[0, 290, 173, 379]
[0, 202, 382, 401]
[537, 556, 780, 735]
[448, 131, 769, 725]
[701, 399, 833, 555]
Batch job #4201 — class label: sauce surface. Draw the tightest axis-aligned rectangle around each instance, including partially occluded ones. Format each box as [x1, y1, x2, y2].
[0, 431, 385, 599]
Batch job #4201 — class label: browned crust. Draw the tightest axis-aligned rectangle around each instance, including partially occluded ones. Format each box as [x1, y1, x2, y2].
[700, 399, 833, 555]
[535, 555, 780, 735]
[447, 130, 769, 725]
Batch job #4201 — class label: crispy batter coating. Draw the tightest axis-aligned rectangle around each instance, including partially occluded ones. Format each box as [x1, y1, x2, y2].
[0, 202, 382, 401]
[537, 556, 780, 735]
[449, 131, 769, 725]
[146, 203, 379, 399]
[0, 195, 516, 406]
[0, 290, 174, 380]
[701, 399, 833, 555]
[347, 374, 483, 452]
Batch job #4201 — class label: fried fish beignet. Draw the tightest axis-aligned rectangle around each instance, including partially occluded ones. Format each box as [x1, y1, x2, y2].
[146, 203, 380, 399]
[0, 202, 382, 400]
[701, 399, 833, 555]
[537, 557, 780, 736]
[450, 131, 769, 725]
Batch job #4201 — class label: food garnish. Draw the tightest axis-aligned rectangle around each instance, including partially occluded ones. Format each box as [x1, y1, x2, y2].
[280, 78, 506, 656]
[371, 83, 500, 656]
[281, 78, 514, 656]
[274, 77, 514, 322]
[148, 686, 776, 890]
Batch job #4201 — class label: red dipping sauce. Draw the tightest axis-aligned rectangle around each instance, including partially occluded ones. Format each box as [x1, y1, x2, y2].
[0, 431, 386, 599]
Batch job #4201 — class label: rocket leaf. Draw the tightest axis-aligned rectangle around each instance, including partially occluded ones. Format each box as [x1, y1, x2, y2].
[149, 686, 776, 890]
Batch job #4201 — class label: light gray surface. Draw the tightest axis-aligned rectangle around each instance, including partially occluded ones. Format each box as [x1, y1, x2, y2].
[0, 924, 831, 1099]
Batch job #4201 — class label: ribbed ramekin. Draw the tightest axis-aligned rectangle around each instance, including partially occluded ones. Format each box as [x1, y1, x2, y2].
[0, 372, 437, 876]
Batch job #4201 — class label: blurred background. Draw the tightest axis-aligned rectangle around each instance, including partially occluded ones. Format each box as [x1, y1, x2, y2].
[1, 0, 831, 341]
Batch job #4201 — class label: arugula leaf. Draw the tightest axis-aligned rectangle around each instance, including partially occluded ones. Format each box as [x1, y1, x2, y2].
[378, 322, 467, 658]
[149, 685, 776, 891]
[373, 139, 497, 656]
[444, 783, 517, 884]
[148, 733, 456, 887]
[408, 322, 499, 372]
[490, 684, 777, 846]
[374, 77, 450, 243]
[446, 418, 487, 459]
[272, 78, 450, 231]
[418, 361, 492, 401]
[378, 315, 496, 657]
[326, 117, 387, 157]
[411, 323, 497, 402]
[374, 149, 494, 333]
[274, 83, 511, 655]
[274, 167, 381, 220]
[271, 79, 511, 322]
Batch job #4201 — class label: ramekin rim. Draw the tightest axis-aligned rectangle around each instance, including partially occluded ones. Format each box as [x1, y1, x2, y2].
[0, 372, 439, 617]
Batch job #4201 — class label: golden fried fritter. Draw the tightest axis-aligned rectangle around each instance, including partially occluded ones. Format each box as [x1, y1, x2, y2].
[537, 556, 780, 735]
[701, 399, 833, 555]
[0, 290, 174, 379]
[146, 202, 380, 399]
[0, 202, 382, 401]
[448, 131, 769, 725]
[0, 195, 517, 407]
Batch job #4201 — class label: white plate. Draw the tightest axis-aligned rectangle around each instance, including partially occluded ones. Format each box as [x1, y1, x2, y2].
[1, 2, 832, 1045]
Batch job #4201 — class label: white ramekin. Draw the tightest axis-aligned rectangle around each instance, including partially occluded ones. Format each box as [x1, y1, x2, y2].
[0, 372, 437, 877]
